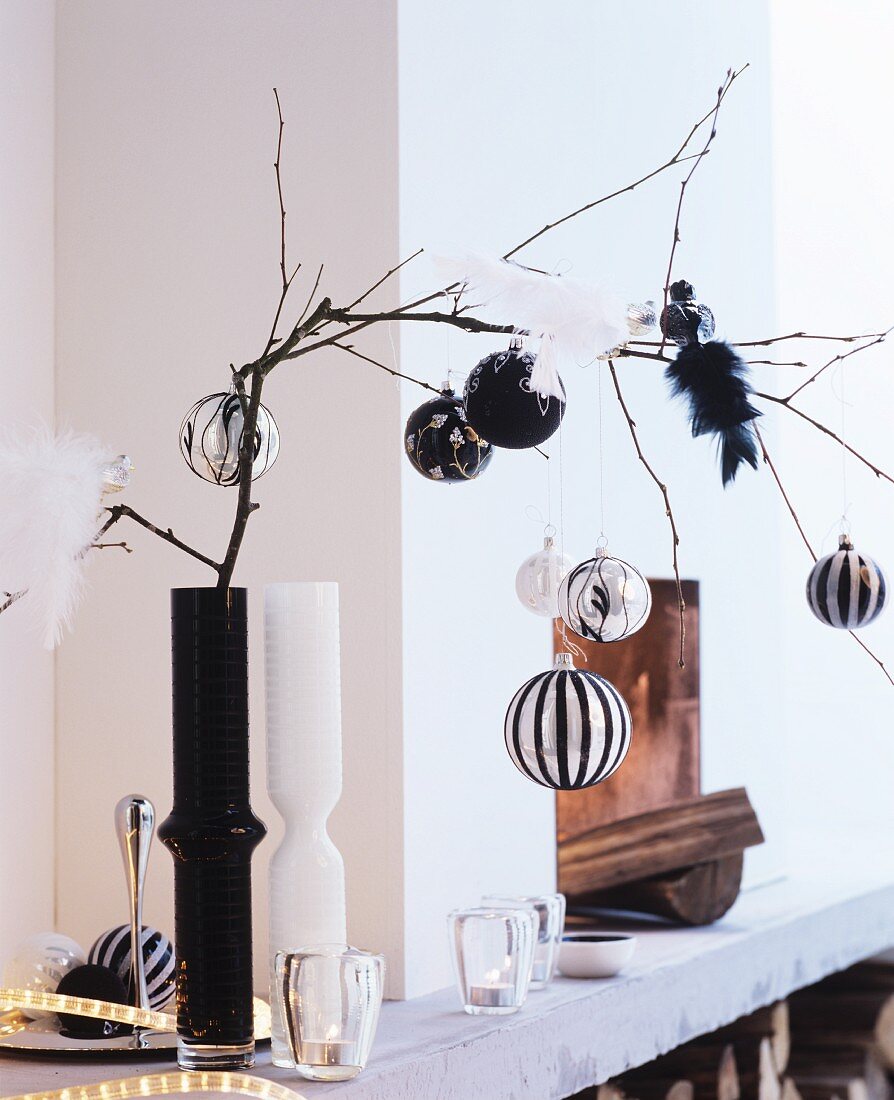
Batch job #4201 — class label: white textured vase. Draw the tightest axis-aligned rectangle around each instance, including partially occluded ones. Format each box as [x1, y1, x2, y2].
[265, 582, 348, 1067]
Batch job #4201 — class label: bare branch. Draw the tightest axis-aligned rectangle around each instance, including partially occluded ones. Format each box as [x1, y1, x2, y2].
[0, 590, 25, 615]
[261, 89, 301, 358]
[729, 330, 891, 350]
[754, 391, 894, 488]
[90, 541, 133, 553]
[332, 341, 443, 395]
[504, 65, 749, 260]
[344, 248, 424, 312]
[754, 424, 893, 687]
[108, 505, 221, 572]
[607, 359, 686, 668]
[783, 326, 893, 403]
[658, 66, 746, 355]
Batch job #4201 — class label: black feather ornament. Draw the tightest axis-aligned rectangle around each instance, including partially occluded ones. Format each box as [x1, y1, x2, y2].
[665, 338, 761, 487]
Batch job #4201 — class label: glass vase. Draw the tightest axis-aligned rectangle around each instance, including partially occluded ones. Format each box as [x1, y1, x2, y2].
[447, 907, 537, 1015]
[158, 587, 267, 1071]
[275, 944, 384, 1082]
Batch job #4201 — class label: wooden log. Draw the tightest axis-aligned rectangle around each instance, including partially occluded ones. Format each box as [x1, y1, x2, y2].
[597, 1077, 695, 1100]
[713, 1003, 791, 1076]
[787, 1046, 890, 1100]
[558, 788, 765, 897]
[578, 854, 744, 926]
[621, 1040, 740, 1099]
[735, 1037, 783, 1100]
[790, 970, 894, 1070]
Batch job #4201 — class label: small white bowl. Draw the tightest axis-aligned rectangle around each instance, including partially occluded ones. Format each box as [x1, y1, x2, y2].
[557, 933, 637, 979]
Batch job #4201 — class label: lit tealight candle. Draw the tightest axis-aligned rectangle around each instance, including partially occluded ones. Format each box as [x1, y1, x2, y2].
[468, 970, 514, 1008]
[299, 1038, 359, 1067]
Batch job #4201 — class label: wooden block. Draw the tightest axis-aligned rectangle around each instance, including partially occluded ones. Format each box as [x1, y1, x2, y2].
[558, 788, 764, 897]
[555, 579, 701, 841]
[575, 854, 744, 926]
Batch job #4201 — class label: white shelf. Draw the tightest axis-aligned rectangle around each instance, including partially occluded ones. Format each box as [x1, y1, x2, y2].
[6, 831, 894, 1100]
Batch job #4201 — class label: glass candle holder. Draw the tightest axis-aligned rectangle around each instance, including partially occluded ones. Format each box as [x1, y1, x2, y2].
[447, 907, 537, 1016]
[482, 893, 566, 990]
[275, 944, 384, 1082]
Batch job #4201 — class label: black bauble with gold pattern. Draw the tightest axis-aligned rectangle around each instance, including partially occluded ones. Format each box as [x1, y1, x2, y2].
[404, 388, 493, 483]
[463, 346, 565, 450]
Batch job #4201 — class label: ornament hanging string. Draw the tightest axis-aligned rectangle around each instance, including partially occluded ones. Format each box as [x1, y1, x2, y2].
[597, 360, 606, 543]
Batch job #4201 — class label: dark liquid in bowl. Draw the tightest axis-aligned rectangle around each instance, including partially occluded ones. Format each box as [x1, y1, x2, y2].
[562, 934, 633, 943]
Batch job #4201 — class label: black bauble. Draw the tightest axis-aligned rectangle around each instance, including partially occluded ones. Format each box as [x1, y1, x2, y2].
[55, 964, 130, 1038]
[404, 389, 493, 482]
[462, 347, 566, 450]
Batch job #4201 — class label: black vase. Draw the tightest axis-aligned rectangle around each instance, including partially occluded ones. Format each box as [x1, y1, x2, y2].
[158, 587, 266, 1071]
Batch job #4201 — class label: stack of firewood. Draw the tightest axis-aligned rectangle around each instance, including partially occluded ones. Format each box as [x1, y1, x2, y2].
[573, 961, 894, 1100]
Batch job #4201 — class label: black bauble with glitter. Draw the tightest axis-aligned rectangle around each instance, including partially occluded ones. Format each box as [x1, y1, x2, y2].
[404, 389, 493, 482]
[55, 964, 130, 1038]
[659, 279, 716, 347]
[463, 347, 565, 450]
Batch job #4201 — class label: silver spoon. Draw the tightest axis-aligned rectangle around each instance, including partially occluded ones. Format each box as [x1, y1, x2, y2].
[114, 794, 155, 1012]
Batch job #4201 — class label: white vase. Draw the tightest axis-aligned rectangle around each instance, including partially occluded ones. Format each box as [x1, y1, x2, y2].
[265, 582, 347, 1068]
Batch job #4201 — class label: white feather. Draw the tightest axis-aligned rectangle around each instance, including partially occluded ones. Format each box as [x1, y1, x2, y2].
[0, 427, 110, 648]
[433, 250, 629, 399]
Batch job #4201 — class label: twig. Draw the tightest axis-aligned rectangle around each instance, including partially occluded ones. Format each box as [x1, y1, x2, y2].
[754, 424, 893, 687]
[783, 326, 893, 403]
[91, 541, 133, 553]
[285, 306, 516, 361]
[503, 65, 748, 260]
[729, 330, 890, 349]
[753, 424, 815, 560]
[0, 590, 25, 615]
[607, 359, 686, 668]
[746, 359, 808, 368]
[344, 248, 424, 312]
[332, 342, 443, 395]
[261, 88, 301, 357]
[295, 263, 324, 328]
[107, 505, 220, 572]
[754, 392, 894, 488]
[658, 66, 746, 354]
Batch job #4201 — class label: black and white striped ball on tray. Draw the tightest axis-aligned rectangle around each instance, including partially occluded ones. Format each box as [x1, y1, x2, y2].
[180, 389, 280, 486]
[558, 548, 652, 643]
[88, 925, 175, 1011]
[504, 653, 632, 790]
[462, 345, 565, 450]
[806, 534, 887, 630]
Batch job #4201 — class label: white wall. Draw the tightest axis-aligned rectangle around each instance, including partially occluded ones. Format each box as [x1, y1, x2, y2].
[0, 0, 56, 960]
[397, 0, 783, 995]
[53, 0, 406, 995]
[771, 3, 894, 833]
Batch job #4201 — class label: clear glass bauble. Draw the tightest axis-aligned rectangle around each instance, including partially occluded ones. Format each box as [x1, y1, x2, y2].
[558, 550, 652, 643]
[2, 932, 87, 1019]
[504, 653, 632, 790]
[515, 536, 574, 617]
[180, 390, 280, 486]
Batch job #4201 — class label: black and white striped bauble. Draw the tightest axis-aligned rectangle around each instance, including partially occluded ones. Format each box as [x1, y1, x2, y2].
[806, 535, 887, 630]
[180, 390, 280, 486]
[88, 925, 175, 1011]
[558, 550, 652, 643]
[504, 653, 632, 790]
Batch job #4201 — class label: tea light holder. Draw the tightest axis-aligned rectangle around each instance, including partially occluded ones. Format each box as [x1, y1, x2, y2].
[447, 907, 537, 1016]
[275, 944, 384, 1082]
[482, 893, 566, 990]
